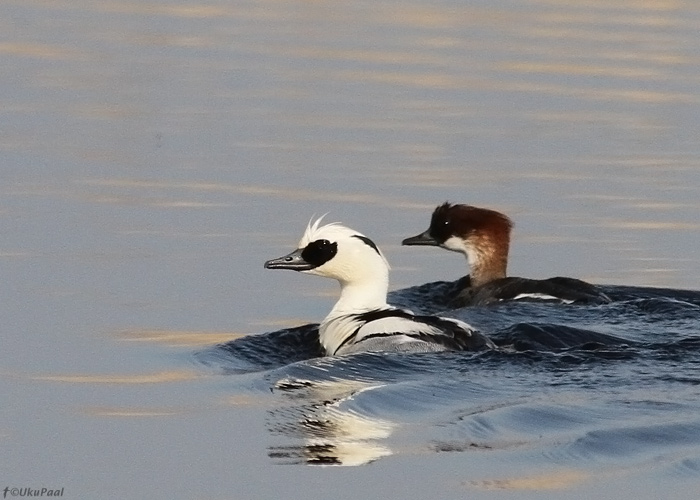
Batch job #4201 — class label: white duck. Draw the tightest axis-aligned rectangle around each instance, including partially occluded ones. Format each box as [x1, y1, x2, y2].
[265, 217, 495, 356]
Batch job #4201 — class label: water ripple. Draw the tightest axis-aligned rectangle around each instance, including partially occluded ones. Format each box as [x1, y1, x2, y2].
[195, 280, 700, 469]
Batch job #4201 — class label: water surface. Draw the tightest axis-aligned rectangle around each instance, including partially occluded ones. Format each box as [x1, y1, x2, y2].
[2, 1, 700, 498]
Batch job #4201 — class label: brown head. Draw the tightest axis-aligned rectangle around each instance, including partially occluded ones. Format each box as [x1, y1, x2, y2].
[402, 203, 512, 287]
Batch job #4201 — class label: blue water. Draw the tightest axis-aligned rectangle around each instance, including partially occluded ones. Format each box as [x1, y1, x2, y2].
[197, 282, 700, 479]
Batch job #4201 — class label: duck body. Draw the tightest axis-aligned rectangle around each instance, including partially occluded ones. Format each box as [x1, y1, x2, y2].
[454, 276, 611, 306]
[265, 217, 495, 356]
[403, 203, 611, 306]
[321, 306, 494, 356]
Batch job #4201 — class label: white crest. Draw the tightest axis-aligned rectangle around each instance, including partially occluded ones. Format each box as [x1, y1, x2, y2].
[297, 215, 390, 270]
[299, 214, 336, 247]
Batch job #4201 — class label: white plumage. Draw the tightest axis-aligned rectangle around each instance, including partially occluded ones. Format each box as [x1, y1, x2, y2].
[265, 217, 495, 356]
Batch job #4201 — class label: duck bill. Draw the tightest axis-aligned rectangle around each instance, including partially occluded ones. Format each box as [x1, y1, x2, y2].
[401, 230, 439, 246]
[264, 249, 315, 271]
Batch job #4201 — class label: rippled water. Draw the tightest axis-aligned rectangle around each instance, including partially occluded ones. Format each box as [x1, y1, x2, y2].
[2, 0, 700, 498]
[198, 283, 700, 476]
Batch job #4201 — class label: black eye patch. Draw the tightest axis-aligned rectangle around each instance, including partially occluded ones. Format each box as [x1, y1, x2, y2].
[429, 212, 452, 243]
[301, 239, 338, 267]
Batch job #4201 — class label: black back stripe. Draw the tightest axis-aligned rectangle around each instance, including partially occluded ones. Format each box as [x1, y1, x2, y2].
[351, 329, 469, 351]
[331, 308, 409, 355]
[331, 308, 493, 354]
[332, 330, 359, 355]
[355, 308, 415, 323]
[352, 235, 381, 255]
[352, 332, 415, 346]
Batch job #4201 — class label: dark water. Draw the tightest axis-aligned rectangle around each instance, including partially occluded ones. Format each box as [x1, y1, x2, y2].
[197, 282, 700, 482]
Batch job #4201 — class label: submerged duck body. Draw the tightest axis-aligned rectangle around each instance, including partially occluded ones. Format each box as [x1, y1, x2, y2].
[265, 217, 495, 356]
[402, 203, 611, 307]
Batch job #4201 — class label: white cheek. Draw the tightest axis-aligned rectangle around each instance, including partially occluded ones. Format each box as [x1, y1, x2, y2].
[304, 264, 329, 277]
[442, 236, 468, 254]
[305, 258, 346, 280]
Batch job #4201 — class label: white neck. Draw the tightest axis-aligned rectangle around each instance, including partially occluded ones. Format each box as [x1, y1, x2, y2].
[328, 275, 389, 316]
[444, 234, 506, 287]
[308, 241, 391, 317]
[319, 270, 390, 356]
[464, 246, 492, 287]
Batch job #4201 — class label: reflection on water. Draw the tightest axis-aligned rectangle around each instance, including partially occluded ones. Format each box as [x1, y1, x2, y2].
[468, 469, 589, 491]
[116, 328, 245, 346]
[78, 178, 430, 209]
[268, 378, 394, 466]
[33, 370, 200, 384]
[196, 280, 700, 493]
[82, 406, 186, 417]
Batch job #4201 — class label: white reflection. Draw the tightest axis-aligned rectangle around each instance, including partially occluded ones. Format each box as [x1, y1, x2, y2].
[267, 378, 395, 466]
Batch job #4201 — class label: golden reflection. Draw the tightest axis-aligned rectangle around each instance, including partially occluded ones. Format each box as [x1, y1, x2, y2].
[518, 171, 597, 181]
[149, 201, 232, 208]
[0, 42, 77, 60]
[116, 329, 246, 346]
[499, 81, 694, 104]
[249, 318, 315, 329]
[602, 221, 700, 230]
[132, 34, 213, 48]
[378, 6, 460, 28]
[523, 235, 590, 244]
[33, 370, 201, 384]
[538, 11, 678, 27]
[469, 469, 589, 491]
[395, 169, 500, 189]
[82, 406, 184, 417]
[593, 157, 690, 168]
[56, 2, 229, 19]
[628, 202, 698, 210]
[224, 394, 274, 407]
[268, 46, 447, 66]
[371, 4, 516, 29]
[78, 178, 428, 209]
[527, 27, 664, 43]
[335, 69, 462, 90]
[84, 396, 273, 416]
[596, 50, 687, 65]
[13, 0, 293, 20]
[138, 5, 228, 19]
[501, 61, 663, 80]
[570, 194, 646, 202]
[546, 0, 682, 11]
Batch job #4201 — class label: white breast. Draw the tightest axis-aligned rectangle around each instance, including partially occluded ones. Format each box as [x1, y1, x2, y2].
[319, 308, 468, 356]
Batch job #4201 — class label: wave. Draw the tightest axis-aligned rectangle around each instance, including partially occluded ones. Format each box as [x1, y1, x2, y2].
[193, 280, 700, 467]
